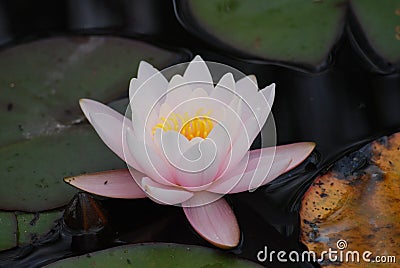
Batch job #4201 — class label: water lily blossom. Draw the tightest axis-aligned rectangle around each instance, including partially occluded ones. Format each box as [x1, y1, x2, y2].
[65, 56, 315, 249]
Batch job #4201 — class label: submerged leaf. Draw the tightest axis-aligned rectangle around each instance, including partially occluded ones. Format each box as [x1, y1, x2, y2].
[300, 132, 400, 266]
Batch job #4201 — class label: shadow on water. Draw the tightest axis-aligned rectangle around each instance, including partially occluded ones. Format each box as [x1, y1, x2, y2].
[0, 0, 399, 267]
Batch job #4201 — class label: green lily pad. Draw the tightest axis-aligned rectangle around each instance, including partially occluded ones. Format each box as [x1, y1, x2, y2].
[0, 126, 125, 212]
[178, 0, 346, 69]
[0, 36, 184, 146]
[0, 36, 187, 212]
[17, 210, 63, 245]
[0, 210, 62, 251]
[0, 212, 17, 251]
[45, 243, 261, 267]
[350, 0, 400, 68]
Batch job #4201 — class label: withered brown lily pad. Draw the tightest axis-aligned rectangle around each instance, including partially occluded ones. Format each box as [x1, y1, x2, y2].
[300, 132, 400, 267]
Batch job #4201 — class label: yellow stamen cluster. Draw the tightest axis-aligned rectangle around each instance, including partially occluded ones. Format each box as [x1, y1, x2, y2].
[153, 109, 213, 140]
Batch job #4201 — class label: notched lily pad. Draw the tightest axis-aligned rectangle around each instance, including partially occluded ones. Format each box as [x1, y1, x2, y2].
[177, 0, 346, 70]
[45, 243, 261, 267]
[300, 132, 400, 267]
[0, 36, 187, 212]
[0, 210, 62, 251]
[349, 0, 400, 72]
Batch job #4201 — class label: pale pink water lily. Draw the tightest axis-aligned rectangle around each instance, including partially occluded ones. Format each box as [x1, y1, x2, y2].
[65, 56, 315, 249]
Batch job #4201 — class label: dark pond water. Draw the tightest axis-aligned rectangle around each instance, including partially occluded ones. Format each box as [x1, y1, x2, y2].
[0, 0, 399, 267]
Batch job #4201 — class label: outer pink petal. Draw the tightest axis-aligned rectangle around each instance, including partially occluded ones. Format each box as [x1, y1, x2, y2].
[208, 156, 291, 194]
[183, 198, 240, 249]
[79, 98, 124, 125]
[141, 177, 193, 205]
[208, 142, 316, 194]
[253, 142, 316, 172]
[64, 169, 146, 199]
[79, 99, 140, 171]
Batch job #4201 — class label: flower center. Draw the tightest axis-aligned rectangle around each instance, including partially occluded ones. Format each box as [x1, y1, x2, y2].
[153, 109, 213, 140]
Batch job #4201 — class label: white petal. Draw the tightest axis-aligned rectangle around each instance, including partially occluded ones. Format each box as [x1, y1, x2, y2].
[165, 75, 192, 109]
[260, 83, 275, 107]
[183, 55, 214, 94]
[174, 139, 219, 188]
[235, 75, 258, 96]
[141, 177, 193, 205]
[209, 73, 236, 105]
[154, 129, 191, 166]
[89, 112, 141, 171]
[129, 62, 168, 129]
[125, 127, 174, 186]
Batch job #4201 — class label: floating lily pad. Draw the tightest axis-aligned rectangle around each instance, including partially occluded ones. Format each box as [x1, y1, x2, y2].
[45, 243, 261, 267]
[350, 0, 400, 71]
[0, 212, 17, 251]
[17, 210, 63, 246]
[0, 210, 62, 251]
[0, 36, 184, 146]
[0, 36, 187, 212]
[300, 132, 400, 266]
[177, 0, 346, 70]
[0, 126, 125, 212]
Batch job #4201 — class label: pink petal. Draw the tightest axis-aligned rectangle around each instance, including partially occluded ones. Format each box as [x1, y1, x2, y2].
[79, 99, 140, 171]
[208, 155, 291, 194]
[254, 142, 316, 172]
[79, 98, 124, 125]
[182, 191, 223, 207]
[183, 198, 240, 249]
[64, 169, 146, 199]
[208, 142, 315, 194]
[141, 177, 193, 205]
